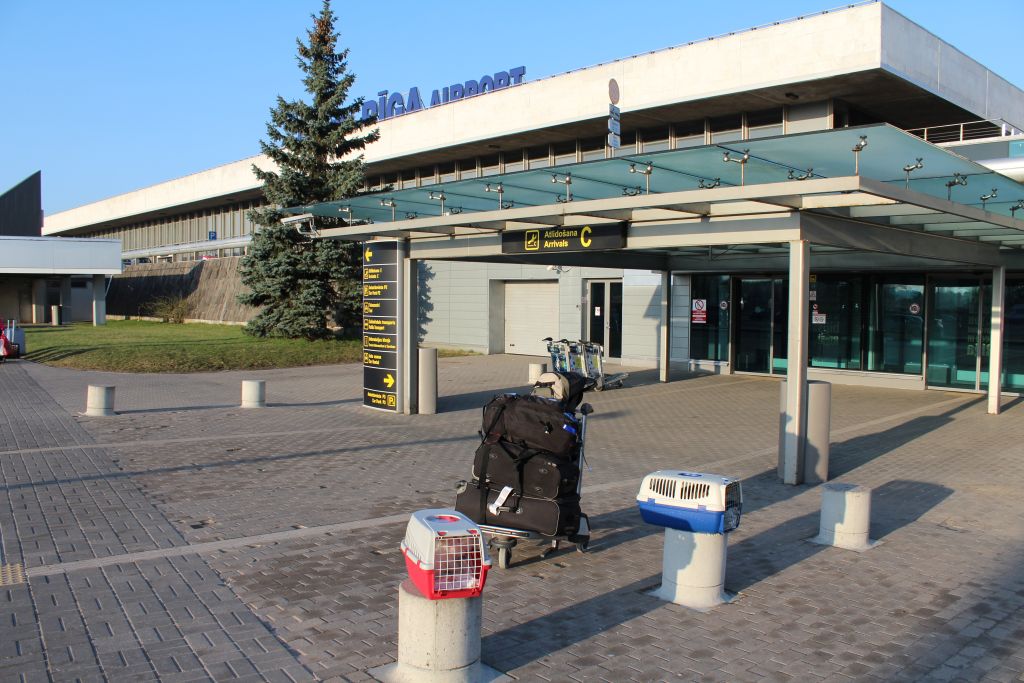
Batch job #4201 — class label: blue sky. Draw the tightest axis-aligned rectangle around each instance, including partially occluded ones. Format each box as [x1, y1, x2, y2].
[2, 0, 1022, 215]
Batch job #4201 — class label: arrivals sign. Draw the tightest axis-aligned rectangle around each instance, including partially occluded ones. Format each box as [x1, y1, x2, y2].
[501, 223, 627, 255]
[363, 241, 400, 411]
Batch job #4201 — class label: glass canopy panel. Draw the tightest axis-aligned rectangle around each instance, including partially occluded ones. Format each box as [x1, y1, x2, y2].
[297, 124, 1024, 238]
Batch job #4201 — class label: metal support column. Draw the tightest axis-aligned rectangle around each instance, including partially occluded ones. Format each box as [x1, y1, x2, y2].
[401, 247, 419, 415]
[988, 265, 1006, 415]
[92, 274, 107, 326]
[659, 271, 672, 383]
[782, 240, 810, 485]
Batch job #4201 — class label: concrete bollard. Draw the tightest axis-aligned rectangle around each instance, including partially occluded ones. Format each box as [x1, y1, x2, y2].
[419, 348, 438, 415]
[528, 362, 547, 385]
[652, 529, 732, 610]
[809, 483, 879, 551]
[85, 385, 116, 417]
[50, 305, 61, 327]
[369, 580, 508, 683]
[241, 380, 266, 408]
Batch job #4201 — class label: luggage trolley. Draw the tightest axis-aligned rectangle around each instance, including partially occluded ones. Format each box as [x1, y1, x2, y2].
[459, 373, 595, 569]
[544, 337, 627, 391]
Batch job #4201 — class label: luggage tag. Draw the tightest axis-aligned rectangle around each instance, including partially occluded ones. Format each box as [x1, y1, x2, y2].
[488, 486, 515, 515]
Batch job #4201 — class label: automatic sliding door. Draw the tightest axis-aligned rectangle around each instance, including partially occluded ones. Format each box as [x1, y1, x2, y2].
[735, 279, 772, 373]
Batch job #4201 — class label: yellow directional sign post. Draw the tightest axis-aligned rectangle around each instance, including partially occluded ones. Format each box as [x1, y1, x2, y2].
[362, 241, 401, 411]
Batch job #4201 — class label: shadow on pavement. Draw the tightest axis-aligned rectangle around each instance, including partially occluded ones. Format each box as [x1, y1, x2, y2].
[0, 434, 476, 491]
[727, 479, 952, 593]
[482, 574, 662, 672]
[116, 398, 361, 414]
[829, 397, 981, 478]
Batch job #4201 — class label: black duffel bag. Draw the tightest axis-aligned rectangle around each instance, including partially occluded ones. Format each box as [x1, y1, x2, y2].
[472, 440, 580, 500]
[481, 393, 579, 457]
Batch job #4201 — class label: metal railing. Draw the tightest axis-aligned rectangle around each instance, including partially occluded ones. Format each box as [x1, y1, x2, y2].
[906, 119, 1022, 144]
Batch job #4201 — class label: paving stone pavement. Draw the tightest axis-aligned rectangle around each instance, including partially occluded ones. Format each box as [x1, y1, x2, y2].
[2, 354, 1024, 682]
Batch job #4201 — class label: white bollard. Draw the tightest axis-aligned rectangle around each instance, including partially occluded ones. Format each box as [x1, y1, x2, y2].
[528, 362, 547, 385]
[85, 385, 116, 417]
[419, 348, 438, 415]
[809, 482, 879, 551]
[369, 580, 509, 683]
[652, 529, 732, 610]
[240, 380, 266, 408]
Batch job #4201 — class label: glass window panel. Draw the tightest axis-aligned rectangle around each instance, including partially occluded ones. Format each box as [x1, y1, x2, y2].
[865, 277, 924, 374]
[1004, 280, 1024, 390]
[458, 158, 478, 179]
[383, 173, 398, 189]
[480, 154, 500, 177]
[746, 108, 783, 128]
[808, 275, 862, 370]
[611, 131, 637, 157]
[735, 278, 774, 373]
[439, 162, 456, 183]
[772, 278, 788, 374]
[927, 279, 981, 389]
[581, 136, 605, 161]
[553, 141, 576, 165]
[400, 170, 417, 188]
[748, 124, 784, 139]
[503, 151, 524, 173]
[710, 114, 742, 144]
[690, 275, 730, 361]
[641, 125, 670, 152]
[417, 165, 436, 186]
[674, 119, 705, 148]
[528, 144, 550, 169]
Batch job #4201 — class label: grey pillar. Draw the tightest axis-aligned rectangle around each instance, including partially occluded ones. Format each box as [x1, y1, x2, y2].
[32, 279, 47, 323]
[659, 271, 672, 383]
[988, 265, 1006, 415]
[92, 274, 107, 326]
[401, 245, 419, 415]
[60, 276, 73, 323]
[782, 240, 810, 485]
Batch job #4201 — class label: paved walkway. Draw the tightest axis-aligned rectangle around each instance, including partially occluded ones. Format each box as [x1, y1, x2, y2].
[2, 355, 1023, 682]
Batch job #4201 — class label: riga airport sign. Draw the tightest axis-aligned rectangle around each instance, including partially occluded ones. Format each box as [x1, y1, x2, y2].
[360, 66, 526, 121]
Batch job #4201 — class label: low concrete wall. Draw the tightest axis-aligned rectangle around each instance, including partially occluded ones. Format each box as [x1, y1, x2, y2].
[108, 257, 258, 324]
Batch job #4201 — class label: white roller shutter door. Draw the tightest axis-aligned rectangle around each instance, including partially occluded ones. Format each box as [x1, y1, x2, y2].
[504, 281, 558, 356]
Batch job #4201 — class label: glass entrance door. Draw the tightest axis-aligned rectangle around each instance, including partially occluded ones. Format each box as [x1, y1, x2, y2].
[587, 280, 622, 358]
[926, 278, 990, 390]
[734, 279, 774, 372]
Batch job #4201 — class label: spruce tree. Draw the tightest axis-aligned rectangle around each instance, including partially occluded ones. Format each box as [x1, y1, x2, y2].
[239, 0, 378, 339]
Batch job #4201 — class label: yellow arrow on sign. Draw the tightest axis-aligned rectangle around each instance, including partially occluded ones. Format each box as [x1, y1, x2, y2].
[384, 373, 395, 389]
[365, 246, 373, 262]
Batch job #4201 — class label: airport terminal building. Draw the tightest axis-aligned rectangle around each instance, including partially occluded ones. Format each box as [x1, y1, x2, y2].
[44, 2, 1024, 405]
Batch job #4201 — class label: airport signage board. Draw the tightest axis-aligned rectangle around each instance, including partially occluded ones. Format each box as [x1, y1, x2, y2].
[362, 241, 400, 411]
[501, 223, 627, 254]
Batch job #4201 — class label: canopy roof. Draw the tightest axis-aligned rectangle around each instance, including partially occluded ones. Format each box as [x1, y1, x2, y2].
[295, 124, 1024, 268]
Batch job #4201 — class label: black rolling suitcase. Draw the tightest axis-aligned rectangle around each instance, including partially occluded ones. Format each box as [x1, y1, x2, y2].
[455, 480, 582, 538]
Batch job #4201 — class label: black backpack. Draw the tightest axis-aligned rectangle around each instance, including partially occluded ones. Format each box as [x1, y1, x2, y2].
[480, 393, 579, 457]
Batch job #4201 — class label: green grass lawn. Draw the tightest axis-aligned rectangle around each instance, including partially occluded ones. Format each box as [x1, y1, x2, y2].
[22, 320, 462, 373]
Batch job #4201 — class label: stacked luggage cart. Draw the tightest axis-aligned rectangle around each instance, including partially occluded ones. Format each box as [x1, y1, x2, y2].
[544, 337, 627, 391]
[455, 371, 594, 568]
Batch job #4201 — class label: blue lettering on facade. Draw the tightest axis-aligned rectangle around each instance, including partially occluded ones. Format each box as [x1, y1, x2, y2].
[360, 66, 526, 120]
